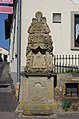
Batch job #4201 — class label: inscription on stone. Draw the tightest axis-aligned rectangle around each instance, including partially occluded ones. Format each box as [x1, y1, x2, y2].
[32, 52, 46, 69]
[28, 77, 47, 102]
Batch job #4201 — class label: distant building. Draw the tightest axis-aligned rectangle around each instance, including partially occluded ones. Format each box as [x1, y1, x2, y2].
[0, 47, 9, 62]
[71, 0, 79, 4]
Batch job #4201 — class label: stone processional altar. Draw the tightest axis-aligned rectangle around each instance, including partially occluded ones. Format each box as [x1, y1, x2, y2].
[18, 11, 56, 116]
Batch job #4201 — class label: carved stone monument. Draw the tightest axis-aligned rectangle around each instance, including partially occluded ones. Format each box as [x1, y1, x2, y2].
[18, 11, 56, 116]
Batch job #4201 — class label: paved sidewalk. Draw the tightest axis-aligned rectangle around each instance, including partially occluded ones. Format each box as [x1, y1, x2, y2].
[0, 62, 18, 112]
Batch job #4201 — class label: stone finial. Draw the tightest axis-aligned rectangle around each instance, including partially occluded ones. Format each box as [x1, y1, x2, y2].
[35, 11, 43, 22]
[28, 11, 50, 34]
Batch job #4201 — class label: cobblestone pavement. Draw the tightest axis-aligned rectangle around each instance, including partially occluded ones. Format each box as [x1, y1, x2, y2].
[0, 62, 79, 119]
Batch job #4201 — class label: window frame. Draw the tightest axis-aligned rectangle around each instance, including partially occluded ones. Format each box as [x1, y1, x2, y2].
[71, 11, 79, 50]
[65, 83, 78, 97]
[53, 13, 61, 23]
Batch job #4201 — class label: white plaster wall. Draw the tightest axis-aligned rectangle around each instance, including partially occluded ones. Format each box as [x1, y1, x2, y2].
[9, 6, 18, 86]
[0, 48, 9, 55]
[21, 0, 79, 68]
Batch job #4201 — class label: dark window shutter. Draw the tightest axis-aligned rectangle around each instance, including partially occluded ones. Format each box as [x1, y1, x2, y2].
[5, 19, 10, 39]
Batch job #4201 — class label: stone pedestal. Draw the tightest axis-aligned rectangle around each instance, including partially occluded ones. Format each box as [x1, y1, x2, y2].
[18, 74, 56, 116]
[18, 11, 57, 116]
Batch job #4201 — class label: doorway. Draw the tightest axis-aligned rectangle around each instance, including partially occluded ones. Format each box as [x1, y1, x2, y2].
[4, 55, 7, 62]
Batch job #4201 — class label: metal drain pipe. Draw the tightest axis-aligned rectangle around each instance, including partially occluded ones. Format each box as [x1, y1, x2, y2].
[16, 0, 21, 100]
[17, 0, 21, 83]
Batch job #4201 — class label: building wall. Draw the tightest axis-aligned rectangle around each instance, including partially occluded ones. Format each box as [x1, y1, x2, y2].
[9, 5, 18, 86]
[0, 47, 9, 62]
[55, 73, 79, 99]
[21, 0, 79, 69]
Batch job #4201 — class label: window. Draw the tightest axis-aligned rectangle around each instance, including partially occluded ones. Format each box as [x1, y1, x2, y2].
[71, 11, 79, 50]
[53, 13, 61, 23]
[74, 15, 79, 47]
[65, 83, 78, 97]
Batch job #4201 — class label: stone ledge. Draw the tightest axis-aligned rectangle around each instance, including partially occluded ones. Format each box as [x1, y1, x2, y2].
[21, 71, 57, 77]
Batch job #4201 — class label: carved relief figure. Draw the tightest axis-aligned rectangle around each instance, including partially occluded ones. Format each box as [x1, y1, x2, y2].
[25, 11, 54, 74]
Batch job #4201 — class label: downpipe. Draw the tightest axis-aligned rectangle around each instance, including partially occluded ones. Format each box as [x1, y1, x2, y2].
[16, 0, 21, 100]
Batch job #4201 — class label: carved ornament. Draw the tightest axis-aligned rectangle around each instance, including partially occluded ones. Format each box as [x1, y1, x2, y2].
[25, 11, 54, 74]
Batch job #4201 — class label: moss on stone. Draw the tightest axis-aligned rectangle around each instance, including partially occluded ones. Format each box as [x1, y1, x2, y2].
[18, 102, 25, 110]
[18, 102, 58, 116]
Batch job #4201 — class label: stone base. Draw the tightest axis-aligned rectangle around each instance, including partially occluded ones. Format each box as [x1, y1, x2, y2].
[18, 74, 56, 116]
[18, 102, 57, 116]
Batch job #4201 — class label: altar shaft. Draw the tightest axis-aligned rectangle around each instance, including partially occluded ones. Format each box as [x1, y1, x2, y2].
[18, 11, 56, 116]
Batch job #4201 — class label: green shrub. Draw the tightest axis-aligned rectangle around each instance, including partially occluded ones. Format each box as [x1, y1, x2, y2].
[62, 99, 71, 111]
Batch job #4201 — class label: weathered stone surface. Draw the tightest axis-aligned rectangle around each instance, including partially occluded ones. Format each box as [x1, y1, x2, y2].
[25, 11, 54, 74]
[19, 76, 54, 102]
[27, 76, 54, 103]
[18, 76, 56, 116]
[23, 104, 54, 116]
[55, 73, 79, 99]
[18, 11, 56, 116]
